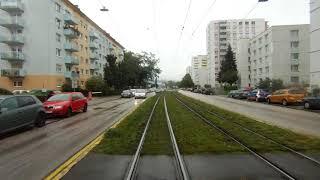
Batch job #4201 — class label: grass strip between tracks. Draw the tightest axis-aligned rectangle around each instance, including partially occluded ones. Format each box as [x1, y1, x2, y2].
[94, 95, 159, 155]
[176, 92, 320, 153]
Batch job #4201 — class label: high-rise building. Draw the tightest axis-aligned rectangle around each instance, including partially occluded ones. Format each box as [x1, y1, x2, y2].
[191, 55, 208, 87]
[0, 0, 124, 91]
[310, 0, 320, 89]
[206, 19, 267, 87]
[237, 25, 310, 88]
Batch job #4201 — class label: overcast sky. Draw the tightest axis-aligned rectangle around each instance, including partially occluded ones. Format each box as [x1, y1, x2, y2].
[70, 0, 310, 81]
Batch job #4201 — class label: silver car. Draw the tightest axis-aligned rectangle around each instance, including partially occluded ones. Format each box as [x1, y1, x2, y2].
[134, 89, 147, 99]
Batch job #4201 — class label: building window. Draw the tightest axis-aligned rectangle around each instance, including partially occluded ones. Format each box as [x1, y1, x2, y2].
[290, 30, 299, 39]
[86, 70, 89, 75]
[81, 81, 84, 86]
[290, 41, 299, 48]
[265, 45, 269, 53]
[56, 64, 62, 72]
[259, 58, 262, 63]
[251, 21, 255, 25]
[13, 81, 23, 87]
[264, 34, 268, 41]
[85, 59, 89, 64]
[239, 22, 243, 25]
[55, 3, 61, 13]
[56, 33, 61, 42]
[291, 65, 299, 72]
[265, 66, 269, 73]
[258, 38, 262, 44]
[291, 76, 299, 83]
[291, 53, 299, 60]
[55, 18, 61, 29]
[56, 48, 61, 57]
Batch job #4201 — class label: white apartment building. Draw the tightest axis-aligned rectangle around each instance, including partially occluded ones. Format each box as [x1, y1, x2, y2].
[237, 25, 310, 88]
[0, 0, 124, 91]
[191, 55, 208, 87]
[310, 0, 320, 89]
[206, 19, 267, 87]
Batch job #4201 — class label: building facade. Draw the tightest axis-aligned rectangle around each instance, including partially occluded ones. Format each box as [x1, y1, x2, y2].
[0, 0, 124, 91]
[206, 19, 267, 87]
[191, 55, 208, 87]
[310, 0, 320, 89]
[237, 25, 310, 88]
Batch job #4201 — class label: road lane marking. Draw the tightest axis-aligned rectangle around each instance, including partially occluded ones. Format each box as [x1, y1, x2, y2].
[44, 100, 140, 180]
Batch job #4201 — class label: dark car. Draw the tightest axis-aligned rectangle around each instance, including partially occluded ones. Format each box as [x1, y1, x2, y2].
[227, 90, 238, 98]
[0, 95, 46, 133]
[303, 96, 320, 110]
[121, 90, 133, 98]
[202, 88, 215, 95]
[29, 89, 57, 102]
[247, 89, 269, 102]
[233, 89, 250, 99]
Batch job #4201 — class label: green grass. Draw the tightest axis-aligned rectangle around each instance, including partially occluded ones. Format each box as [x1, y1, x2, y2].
[93, 95, 159, 155]
[175, 92, 320, 153]
[141, 95, 173, 155]
[165, 93, 246, 154]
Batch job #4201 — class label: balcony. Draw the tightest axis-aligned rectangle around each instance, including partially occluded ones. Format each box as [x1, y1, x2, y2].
[89, 53, 99, 60]
[0, 16, 24, 29]
[64, 55, 79, 65]
[0, 51, 25, 62]
[291, 59, 299, 65]
[64, 42, 79, 52]
[89, 32, 99, 39]
[64, 29, 78, 39]
[64, 14, 78, 25]
[1, 68, 25, 78]
[90, 63, 100, 70]
[89, 42, 98, 49]
[0, 34, 24, 46]
[0, 0, 24, 14]
[64, 71, 79, 79]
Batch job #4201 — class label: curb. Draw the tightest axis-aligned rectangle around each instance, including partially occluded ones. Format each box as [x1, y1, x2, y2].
[44, 102, 140, 180]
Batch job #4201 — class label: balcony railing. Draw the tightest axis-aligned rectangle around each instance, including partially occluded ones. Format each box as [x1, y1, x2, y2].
[64, 71, 79, 79]
[90, 63, 100, 70]
[0, 51, 25, 62]
[64, 29, 78, 39]
[89, 53, 99, 60]
[64, 42, 79, 52]
[0, 34, 24, 45]
[64, 14, 78, 25]
[1, 68, 26, 78]
[89, 32, 99, 39]
[64, 55, 79, 65]
[0, 0, 24, 13]
[0, 16, 24, 29]
[291, 59, 299, 65]
[89, 42, 98, 49]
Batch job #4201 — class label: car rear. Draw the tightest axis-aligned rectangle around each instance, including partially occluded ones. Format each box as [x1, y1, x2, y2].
[287, 89, 306, 104]
[135, 89, 147, 99]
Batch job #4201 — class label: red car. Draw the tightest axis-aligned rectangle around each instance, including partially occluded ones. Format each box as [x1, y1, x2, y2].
[43, 92, 88, 117]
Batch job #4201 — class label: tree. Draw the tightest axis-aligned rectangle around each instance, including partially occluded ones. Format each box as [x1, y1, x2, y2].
[217, 45, 238, 86]
[257, 78, 272, 90]
[61, 82, 73, 92]
[271, 79, 284, 92]
[179, 74, 194, 88]
[85, 76, 107, 92]
[104, 55, 120, 89]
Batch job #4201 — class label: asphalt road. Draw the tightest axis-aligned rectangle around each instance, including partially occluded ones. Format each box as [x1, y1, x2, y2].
[180, 91, 320, 138]
[0, 96, 142, 180]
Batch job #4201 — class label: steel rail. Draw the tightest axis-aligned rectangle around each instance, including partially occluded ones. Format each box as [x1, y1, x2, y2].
[125, 97, 160, 180]
[164, 96, 190, 180]
[176, 97, 296, 180]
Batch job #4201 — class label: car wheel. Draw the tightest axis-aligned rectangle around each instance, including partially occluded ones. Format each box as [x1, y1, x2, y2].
[256, 98, 260, 102]
[83, 104, 88, 112]
[66, 107, 72, 117]
[35, 112, 46, 127]
[267, 98, 271, 104]
[282, 99, 288, 106]
[304, 102, 310, 109]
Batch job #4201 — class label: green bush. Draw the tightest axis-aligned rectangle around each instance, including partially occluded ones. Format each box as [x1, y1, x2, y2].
[0, 88, 12, 95]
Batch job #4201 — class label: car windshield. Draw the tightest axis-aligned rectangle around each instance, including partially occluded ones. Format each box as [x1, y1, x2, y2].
[289, 89, 305, 94]
[47, 94, 70, 102]
[123, 90, 130, 93]
[136, 89, 146, 93]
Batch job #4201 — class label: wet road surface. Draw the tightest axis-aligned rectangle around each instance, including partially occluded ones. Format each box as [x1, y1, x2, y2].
[180, 91, 320, 138]
[0, 96, 141, 180]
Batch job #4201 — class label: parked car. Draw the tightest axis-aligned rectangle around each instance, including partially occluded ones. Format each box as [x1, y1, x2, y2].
[303, 96, 320, 109]
[202, 88, 214, 95]
[121, 90, 133, 98]
[227, 90, 238, 98]
[43, 92, 88, 117]
[12, 90, 29, 95]
[134, 89, 147, 99]
[247, 89, 270, 102]
[0, 95, 46, 133]
[130, 89, 136, 96]
[193, 88, 202, 93]
[266, 88, 306, 106]
[233, 89, 250, 99]
[29, 89, 57, 102]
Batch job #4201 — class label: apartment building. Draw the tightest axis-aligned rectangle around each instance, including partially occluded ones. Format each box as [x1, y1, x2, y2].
[191, 55, 208, 87]
[310, 0, 320, 89]
[0, 0, 124, 91]
[206, 19, 267, 87]
[237, 25, 310, 88]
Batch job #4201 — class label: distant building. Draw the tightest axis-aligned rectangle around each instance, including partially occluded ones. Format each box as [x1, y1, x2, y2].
[206, 19, 267, 87]
[186, 66, 192, 76]
[237, 25, 310, 88]
[191, 55, 208, 87]
[0, 0, 124, 91]
[310, 0, 320, 89]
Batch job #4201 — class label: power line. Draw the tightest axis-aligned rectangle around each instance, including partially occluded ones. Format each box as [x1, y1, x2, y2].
[178, 0, 193, 44]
